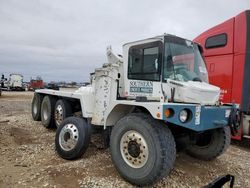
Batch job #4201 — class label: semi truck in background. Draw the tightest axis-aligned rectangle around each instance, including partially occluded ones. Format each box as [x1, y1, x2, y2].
[1, 73, 25, 91]
[29, 76, 44, 91]
[194, 10, 250, 140]
[8, 73, 24, 91]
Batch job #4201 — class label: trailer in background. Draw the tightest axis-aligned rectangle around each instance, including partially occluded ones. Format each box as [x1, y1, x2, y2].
[194, 10, 250, 140]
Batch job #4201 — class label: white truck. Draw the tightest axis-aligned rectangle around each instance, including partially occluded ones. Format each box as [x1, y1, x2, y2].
[5, 73, 24, 91]
[31, 34, 238, 186]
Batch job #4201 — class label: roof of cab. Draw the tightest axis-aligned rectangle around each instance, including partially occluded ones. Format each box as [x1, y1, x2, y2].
[122, 33, 197, 47]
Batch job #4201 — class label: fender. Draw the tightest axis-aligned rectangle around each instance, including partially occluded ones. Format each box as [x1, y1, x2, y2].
[104, 100, 163, 128]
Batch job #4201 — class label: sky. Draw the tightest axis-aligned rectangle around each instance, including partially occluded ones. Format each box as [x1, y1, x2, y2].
[0, 0, 249, 82]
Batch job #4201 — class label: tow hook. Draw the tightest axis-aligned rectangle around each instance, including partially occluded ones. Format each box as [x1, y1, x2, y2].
[204, 174, 235, 188]
[229, 104, 241, 136]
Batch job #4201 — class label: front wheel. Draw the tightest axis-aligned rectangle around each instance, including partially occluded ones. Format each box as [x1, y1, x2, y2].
[186, 126, 231, 161]
[110, 113, 176, 186]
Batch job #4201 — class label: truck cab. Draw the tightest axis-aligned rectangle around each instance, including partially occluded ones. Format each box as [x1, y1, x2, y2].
[122, 35, 218, 104]
[194, 10, 250, 140]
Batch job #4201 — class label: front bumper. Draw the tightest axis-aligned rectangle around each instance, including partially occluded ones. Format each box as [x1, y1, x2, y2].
[162, 104, 232, 132]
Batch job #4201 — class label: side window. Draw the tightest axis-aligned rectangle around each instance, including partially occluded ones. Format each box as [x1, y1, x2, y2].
[143, 47, 159, 73]
[129, 48, 143, 74]
[205, 33, 227, 49]
[128, 42, 161, 81]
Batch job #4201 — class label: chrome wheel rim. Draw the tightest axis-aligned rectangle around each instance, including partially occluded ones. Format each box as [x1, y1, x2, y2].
[55, 104, 63, 126]
[59, 124, 79, 151]
[120, 130, 149, 168]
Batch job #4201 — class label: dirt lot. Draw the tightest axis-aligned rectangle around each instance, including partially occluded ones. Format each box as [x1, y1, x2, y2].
[0, 92, 250, 188]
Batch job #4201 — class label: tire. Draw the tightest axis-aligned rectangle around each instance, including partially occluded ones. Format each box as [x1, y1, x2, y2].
[41, 95, 56, 128]
[110, 113, 176, 186]
[54, 99, 73, 128]
[186, 126, 231, 161]
[55, 117, 91, 160]
[31, 93, 43, 121]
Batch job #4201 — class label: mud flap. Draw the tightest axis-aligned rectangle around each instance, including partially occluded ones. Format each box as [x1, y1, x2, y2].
[204, 174, 234, 188]
[229, 104, 241, 136]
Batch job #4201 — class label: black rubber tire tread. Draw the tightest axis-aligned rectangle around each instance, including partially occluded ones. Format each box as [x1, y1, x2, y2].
[186, 126, 231, 161]
[41, 95, 57, 128]
[31, 93, 43, 121]
[55, 117, 91, 160]
[110, 113, 176, 186]
[54, 99, 73, 127]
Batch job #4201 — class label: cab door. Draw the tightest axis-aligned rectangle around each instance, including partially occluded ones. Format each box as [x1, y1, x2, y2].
[124, 41, 163, 100]
[194, 18, 234, 103]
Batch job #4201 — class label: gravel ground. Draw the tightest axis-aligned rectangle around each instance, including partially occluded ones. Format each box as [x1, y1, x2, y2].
[0, 91, 250, 188]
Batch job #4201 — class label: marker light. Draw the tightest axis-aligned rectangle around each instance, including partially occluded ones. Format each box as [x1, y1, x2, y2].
[179, 110, 188, 123]
[165, 109, 171, 118]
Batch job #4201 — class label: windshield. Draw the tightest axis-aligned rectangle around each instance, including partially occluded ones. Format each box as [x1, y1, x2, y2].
[163, 36, 208, 83]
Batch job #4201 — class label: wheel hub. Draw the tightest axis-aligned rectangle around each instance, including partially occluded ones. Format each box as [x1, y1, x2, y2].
[59, 124, 79, 151]
[120, 130, 148, 168]
[128, 141, 140, 158]
[55, 105, 63, 126]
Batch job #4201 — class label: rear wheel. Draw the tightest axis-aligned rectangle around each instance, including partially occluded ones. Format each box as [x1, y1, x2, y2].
[54, 99, 73, 128]
[110, 113, 176, 186]
[186, 126, 231, 160]
[41, 95, 56, 128]
[31, 93, 43, 121]
[55, 117, 91, 160]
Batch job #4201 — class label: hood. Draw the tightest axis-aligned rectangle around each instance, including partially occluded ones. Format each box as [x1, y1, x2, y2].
[166, 79, 221, 105]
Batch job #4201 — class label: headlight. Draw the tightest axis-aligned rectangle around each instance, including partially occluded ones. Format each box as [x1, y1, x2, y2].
[179, 110, 188, 123]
